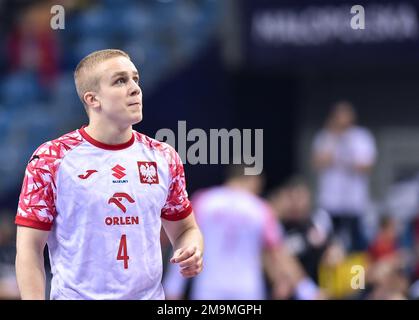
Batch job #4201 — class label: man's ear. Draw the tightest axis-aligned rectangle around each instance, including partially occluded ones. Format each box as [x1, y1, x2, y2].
[83, 92, 100, 110]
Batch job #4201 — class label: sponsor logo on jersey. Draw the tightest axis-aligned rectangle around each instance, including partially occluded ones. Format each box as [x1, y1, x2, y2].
[106, 193, 139, 226]
[78, 169, 98, 179]
[108, 192, 135, 213]
[138, 161, 159, 184]
[105, 216, 140, 226]
[112, 164, 128, 183]
[29, 155, 40, 163]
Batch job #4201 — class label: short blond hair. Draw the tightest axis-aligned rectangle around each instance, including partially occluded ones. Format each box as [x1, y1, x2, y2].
[74, 49, 131, 105]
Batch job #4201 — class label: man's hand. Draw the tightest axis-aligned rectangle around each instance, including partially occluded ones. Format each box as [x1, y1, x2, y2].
[162, 212, 204, 279]
[313, 152, 334, 170]
[170, 245, 203, 278]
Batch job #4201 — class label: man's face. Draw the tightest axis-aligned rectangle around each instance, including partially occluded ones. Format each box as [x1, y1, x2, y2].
[94, 56, 143, 127]
[290, 185, 311, 219]
[331, 103, 355, 131]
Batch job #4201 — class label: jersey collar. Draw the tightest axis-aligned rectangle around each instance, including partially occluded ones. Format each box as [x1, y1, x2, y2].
[79, 127, 135, 150]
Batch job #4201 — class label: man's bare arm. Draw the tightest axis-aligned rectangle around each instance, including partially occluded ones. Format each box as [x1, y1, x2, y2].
[15, 226, 49, 300]
[162, 213, 204, 278]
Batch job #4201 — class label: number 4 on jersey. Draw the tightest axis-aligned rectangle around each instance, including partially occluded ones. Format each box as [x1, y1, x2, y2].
[117, 234, 129, 269]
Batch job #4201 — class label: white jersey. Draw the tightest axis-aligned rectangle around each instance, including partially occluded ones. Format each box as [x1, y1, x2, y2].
[163, 186, 281, 300]
[312, 126, 376, 215]
[15, 127, 192, 300]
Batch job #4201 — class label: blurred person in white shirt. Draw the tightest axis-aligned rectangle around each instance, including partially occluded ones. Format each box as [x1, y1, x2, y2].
[163, 165, 324, 300]
[311, 101, 377, 252]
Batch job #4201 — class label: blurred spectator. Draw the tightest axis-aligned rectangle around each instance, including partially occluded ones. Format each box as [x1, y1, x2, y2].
[409, 277, 419, 299]
[410, 214, 419, 281]
[163, 165, 323, 300]
[268, 177, 334, 283]
[316, 240, 371, 299]
[351, 214, 412, 300]
[311, 101, 377, 252]
[6, 1, 60, 87]
[368, 215, 400, 262]
[366, 261, 409, 300]
[0, 211, 19, 299]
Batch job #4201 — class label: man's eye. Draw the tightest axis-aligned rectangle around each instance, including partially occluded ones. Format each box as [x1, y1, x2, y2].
[115, 78, 126, 85]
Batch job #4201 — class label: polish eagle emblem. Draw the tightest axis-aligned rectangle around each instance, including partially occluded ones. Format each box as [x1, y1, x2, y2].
[137, 161, 159, 184]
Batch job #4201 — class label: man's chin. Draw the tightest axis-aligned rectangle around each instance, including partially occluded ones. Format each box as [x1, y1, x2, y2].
[131, 113, 143, 125]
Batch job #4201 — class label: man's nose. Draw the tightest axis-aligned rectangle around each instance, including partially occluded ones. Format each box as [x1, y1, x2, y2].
[129, 80, 141, 96]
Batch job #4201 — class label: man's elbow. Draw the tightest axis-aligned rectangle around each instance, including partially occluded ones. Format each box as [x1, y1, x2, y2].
[354, 163, 373, 174]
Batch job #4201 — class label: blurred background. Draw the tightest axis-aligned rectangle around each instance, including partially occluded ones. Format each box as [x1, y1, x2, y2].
[1, 0, 419, 300]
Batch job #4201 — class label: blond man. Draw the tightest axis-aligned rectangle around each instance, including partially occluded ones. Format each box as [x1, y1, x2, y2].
[15, 49, 203, 300]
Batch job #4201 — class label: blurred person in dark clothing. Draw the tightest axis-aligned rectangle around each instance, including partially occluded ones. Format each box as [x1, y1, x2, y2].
[269, 177, 334, 283]
[311, 101, 377, 252]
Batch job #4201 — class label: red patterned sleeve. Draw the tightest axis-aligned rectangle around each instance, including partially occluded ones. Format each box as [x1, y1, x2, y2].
[15, 145, 59, 231]
[161, 147, 192, 221]
[15, 131, 83, 230]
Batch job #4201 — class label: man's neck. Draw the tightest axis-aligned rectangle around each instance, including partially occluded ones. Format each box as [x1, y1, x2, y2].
[84, 122, 133, 145]
[225, 180, 254, 194]
[328, 125, 350, 135]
